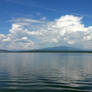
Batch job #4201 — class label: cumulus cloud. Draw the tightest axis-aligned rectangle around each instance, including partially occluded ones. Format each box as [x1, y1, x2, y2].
[0, 15, 92, 50]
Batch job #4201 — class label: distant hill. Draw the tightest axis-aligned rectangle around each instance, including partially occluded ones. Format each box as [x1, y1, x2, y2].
[1, 46, 92, 53]
[39, 46, 80, 51]
[11, 46, 81, 52]
[0, 50, 9, 52]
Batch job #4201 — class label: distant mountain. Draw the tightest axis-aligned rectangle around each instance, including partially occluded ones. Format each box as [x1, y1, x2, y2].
[0, 46, 92, 53]
[12, 46, 81, 52]
[39, 46, 80, 51]
[0, 46, 91, 53]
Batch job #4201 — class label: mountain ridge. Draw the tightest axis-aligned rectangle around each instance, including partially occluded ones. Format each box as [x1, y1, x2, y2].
[39, 46, 80, 51]
[0, 45, 92, 53]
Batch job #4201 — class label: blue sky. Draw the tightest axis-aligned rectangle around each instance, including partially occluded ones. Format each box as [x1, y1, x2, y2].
[0, 0, 92, 50]
[0, 0, 92, 34]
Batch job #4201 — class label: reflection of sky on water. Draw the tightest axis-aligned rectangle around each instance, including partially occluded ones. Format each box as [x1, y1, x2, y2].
[0, 53, 92, 90]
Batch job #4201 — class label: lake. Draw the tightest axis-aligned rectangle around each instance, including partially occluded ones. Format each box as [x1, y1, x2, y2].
[0, 53, 92, 92]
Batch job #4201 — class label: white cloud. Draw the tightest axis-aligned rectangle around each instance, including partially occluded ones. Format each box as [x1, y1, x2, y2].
[0, 15, 92, 50]
[10, 18, 42, 23]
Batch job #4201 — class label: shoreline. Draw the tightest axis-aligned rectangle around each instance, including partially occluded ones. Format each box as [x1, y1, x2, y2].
[1, 51, 92, 53]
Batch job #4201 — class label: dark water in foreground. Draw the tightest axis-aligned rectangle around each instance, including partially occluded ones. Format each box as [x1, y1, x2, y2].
[0, 53, 92, 92]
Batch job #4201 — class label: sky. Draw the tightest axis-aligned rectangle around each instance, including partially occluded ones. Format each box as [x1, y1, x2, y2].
[0, 0, 92, 50]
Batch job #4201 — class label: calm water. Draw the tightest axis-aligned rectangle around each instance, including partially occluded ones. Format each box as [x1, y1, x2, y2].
[0, 53, 92, 92]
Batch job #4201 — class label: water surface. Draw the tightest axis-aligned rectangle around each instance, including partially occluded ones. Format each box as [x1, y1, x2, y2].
[0, 53, 92, 92]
